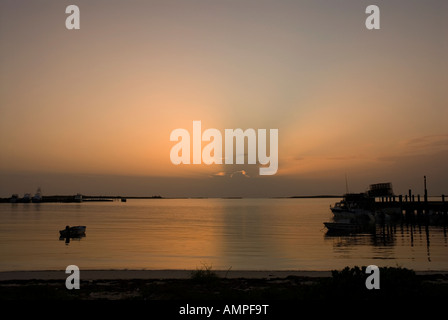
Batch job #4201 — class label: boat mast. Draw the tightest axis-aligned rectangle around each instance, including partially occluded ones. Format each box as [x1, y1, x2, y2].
[345, 174, 349, 194]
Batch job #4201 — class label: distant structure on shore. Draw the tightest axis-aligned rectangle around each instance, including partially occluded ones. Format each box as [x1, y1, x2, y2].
[75, 193, 82, 203]
[1, 191, 163, 203]
[32, 188, 42, 203]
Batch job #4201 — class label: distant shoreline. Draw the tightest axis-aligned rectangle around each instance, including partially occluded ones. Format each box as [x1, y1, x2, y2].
[0, 195, 343, 203]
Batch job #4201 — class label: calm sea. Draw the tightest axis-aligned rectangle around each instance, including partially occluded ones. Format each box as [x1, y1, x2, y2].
[0, 198, 447, 272]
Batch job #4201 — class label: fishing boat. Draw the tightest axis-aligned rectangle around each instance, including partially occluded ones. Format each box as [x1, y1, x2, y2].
[330, 182, 395, 218]
[330, 193, 374, 219]
[330, 201, 373, 218]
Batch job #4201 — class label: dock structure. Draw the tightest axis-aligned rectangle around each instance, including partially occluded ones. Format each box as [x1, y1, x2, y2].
[367, 179, 447, 224]
[366, 188, 446, 227]
[373, 192, 448, 223]
[330, 179, 447, 226]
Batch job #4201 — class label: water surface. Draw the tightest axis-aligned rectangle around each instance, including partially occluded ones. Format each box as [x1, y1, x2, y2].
[0, 199, 446, 271]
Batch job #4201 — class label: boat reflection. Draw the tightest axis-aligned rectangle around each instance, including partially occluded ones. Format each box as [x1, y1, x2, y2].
[325, 220, 448, 264]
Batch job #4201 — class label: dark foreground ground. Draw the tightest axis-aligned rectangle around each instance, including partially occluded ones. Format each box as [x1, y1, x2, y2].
[1, 267, 447, 301]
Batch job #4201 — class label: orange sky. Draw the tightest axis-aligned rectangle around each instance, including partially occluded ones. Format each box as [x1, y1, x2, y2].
[0, 1, 447, 197]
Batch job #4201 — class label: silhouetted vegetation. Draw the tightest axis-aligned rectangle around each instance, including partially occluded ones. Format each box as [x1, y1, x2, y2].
[190, 263, 220, 284]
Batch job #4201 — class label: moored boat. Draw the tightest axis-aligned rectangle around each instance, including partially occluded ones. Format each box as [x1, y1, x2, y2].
[324, 221, 363, 233]
[330, 193, 375, 219]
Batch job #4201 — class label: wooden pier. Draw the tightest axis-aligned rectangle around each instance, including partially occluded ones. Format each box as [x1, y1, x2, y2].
[372, 192, 448, 225]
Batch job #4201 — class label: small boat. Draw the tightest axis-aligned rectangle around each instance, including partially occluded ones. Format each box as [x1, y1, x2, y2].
[324, 221, 364, 233]
[324, 216, 375, 234]
[59, 226, 86, 238]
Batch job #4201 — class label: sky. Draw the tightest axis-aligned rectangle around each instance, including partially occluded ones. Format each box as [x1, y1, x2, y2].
[0, 0, 447, 197]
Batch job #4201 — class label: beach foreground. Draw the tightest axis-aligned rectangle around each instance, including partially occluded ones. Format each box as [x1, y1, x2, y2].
[1, 267, 447, 301]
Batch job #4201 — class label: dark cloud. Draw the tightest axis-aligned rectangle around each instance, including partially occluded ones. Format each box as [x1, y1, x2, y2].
[404, 134, 448, 150]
